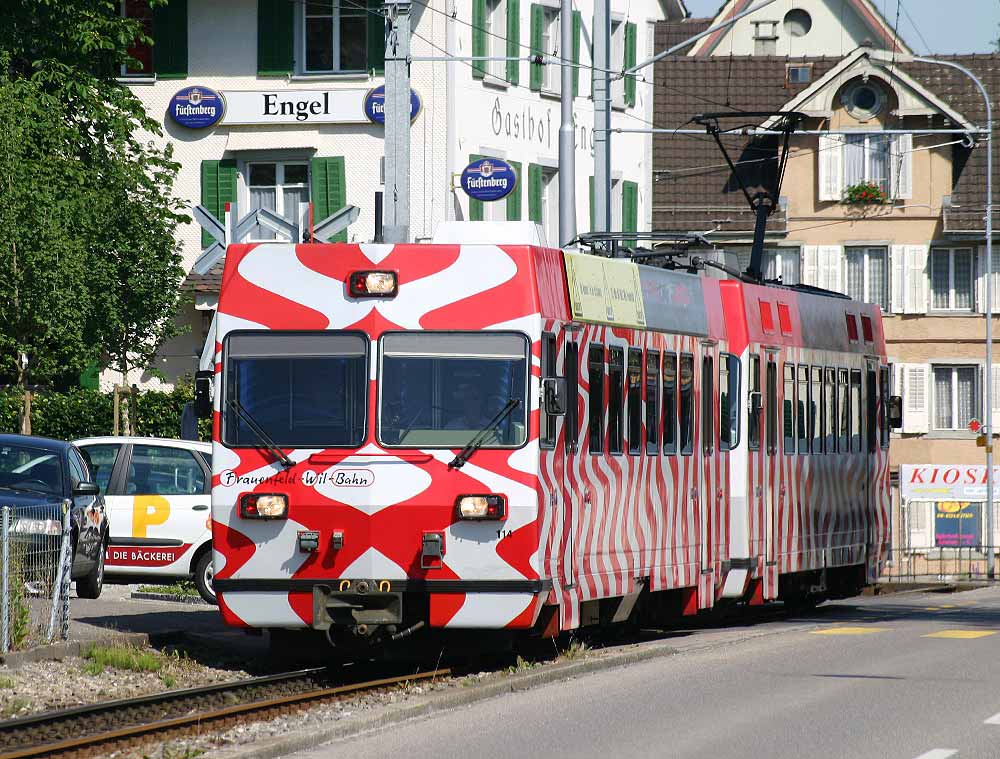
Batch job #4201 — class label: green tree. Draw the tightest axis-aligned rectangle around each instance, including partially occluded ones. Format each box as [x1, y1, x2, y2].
[0, 0, 186, 429]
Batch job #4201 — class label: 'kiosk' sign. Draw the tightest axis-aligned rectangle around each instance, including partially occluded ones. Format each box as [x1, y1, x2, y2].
[461, 158, 517, 202]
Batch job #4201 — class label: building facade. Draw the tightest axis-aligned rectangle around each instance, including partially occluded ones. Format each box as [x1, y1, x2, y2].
[654, 0, 1000, 571]
[118, 0, 682, 388]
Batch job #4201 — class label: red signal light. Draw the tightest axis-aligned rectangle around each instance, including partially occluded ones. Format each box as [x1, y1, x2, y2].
[349, 270, 398, 298]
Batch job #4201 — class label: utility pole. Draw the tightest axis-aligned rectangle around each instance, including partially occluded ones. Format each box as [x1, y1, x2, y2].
[383, 0, 412, 244]
[558, 0, 576, 246]
[592, 0, 611, 236]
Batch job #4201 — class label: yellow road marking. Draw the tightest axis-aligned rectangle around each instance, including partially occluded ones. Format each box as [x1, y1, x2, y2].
[922, 630, 996, 639]
[925, 607, 942, 611]
[940, 604, 956, 609]
[810, 626, 890, 636]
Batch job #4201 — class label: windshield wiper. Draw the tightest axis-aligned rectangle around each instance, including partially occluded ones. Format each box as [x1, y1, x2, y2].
[227, 399, 294, 468]
[448, 398, 521, 470]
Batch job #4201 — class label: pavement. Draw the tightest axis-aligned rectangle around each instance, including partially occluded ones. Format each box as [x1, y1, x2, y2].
[268, 585, 1000, 759]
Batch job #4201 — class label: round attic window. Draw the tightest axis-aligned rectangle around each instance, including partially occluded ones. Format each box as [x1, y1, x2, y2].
[843, 81, 886, 121]
[783, 9, 812, 37]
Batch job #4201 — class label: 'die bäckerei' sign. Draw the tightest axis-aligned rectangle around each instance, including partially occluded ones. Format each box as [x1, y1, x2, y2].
[363, 85, 422, 124]
[169, 86, 225, 129]
[461, 158, 517, 202]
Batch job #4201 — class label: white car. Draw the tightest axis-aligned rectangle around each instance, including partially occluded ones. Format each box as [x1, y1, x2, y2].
[74, 437, 215, 603]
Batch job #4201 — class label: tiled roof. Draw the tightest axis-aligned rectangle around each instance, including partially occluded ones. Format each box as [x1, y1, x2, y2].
[182, 262, 223, 293]
[651, 24, 1000, 236]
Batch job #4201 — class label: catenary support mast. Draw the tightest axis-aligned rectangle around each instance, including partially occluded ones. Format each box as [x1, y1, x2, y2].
[383, 0, 412, 243]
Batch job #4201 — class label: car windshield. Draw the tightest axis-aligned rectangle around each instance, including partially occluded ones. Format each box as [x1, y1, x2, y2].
[0, 445, 63, 496]
[223, 332, 368, 448]
[379, 332, 529, 447]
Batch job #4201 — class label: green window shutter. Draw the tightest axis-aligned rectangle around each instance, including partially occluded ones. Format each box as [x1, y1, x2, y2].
[153, 0, 188, 78]
[506, 0, 520, 85]
[367, 0, 386, 74]
[200, 159, 237, 249]
[622, 180, 638, 247]
[528, 164, 543, 223]
[258, 0, 294, 76]
[468, 154, 485, 221]
[529, 4, 544, 91]
[506, 160, 522, 221]
[624, 22, 637, 107]
[311, 157, 348, 242]
[589, 176, 594, 231]
[472, 0, 487, 80]
[572, 11, 582, 97]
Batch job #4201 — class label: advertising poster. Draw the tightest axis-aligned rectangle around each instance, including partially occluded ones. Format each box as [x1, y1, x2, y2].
[934, 501, 982, 548]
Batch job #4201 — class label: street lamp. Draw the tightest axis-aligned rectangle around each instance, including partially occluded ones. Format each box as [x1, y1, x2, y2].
[906, 55, 993, 579]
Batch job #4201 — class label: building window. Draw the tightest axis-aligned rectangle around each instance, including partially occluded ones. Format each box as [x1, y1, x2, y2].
[930, 247, 974, 311]
[843, 81, 886, 121]
[844, 133, 891, 195]
[541, 167, 559, 247]
[845, 246, 888, 311]
[933, 366, 979, 431]
[737, 248, 800, 284]
[541, 7, 561, 93]
[304, 0, 369, 73]
[123, 0, 153, 76]
[783, 9, 812, 37]
[484, 0, 508, 80]
[246, 162, 310, 241]
[786, 64, 811, 85]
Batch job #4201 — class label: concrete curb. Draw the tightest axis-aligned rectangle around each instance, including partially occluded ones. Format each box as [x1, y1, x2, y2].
[207, 623, 815, 759]
[130, 591, 209, 605]
[0, 632, 150, 668]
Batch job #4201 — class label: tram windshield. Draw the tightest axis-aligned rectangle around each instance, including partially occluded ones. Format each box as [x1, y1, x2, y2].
[379, 332, 529, 447]
[222, 332, 368, 448]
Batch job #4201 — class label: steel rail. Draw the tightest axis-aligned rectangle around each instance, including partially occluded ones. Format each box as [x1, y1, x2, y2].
[0, 667, 449, 759]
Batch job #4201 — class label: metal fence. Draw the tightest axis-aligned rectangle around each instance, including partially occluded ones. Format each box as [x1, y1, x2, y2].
[879, 545, 996, 584]
[0, 504, 71, 652]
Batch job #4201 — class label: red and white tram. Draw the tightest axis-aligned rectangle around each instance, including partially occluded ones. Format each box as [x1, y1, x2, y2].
[200, 227, 893, 647]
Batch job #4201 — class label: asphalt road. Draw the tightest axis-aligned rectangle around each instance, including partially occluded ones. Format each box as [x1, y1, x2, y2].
[286, 586, 1000, 759]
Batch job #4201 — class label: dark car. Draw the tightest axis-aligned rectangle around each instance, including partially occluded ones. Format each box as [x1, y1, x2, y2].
[0, 434, 109, 598]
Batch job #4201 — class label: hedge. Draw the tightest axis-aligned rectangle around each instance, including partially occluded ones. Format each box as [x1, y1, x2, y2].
[0, 386, 211, 442]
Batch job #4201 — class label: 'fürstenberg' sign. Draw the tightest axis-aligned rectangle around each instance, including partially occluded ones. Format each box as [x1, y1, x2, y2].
[220, 89, 371, 125]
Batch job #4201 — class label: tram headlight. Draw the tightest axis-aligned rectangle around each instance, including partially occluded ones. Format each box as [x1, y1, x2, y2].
[455, 494, 506, 521]
[239, 493, 288, 519]
[349, 270, 398, 298]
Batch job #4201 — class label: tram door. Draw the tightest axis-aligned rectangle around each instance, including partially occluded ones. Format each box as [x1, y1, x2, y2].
[763, 352, 779, 571]
[561, 335, 581, 589]
[698, 341, 718, 581]
[864, 358, 879, 555]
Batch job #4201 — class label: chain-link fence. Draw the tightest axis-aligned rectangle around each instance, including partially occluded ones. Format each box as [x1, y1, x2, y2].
[0, 504, 71, 651]
[879, 546, 996, 584]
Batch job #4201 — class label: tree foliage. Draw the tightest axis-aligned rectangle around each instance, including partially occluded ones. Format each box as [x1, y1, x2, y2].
[0, 0, 186, 392]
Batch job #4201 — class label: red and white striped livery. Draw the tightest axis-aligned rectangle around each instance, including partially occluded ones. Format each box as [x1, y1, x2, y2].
[206, 231, 891, 645]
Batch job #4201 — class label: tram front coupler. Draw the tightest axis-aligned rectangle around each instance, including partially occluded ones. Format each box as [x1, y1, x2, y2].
[312, 580, 404, 634]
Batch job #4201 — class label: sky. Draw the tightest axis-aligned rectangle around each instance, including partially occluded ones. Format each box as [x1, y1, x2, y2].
[681, 0, 1000, 55]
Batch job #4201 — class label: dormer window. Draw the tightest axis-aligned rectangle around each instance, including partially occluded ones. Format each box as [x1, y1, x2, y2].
[843, 81, 887, 121]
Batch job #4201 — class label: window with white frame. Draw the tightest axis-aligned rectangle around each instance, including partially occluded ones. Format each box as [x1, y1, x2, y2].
[246, 162, 310, 241]
[304, 0, 368, 73]
[845, 246, 888, 311]
[610, 20, 625, 107]
[121, 0, 153, 77]
[542, 167, 559, 247]
[484, 0, 508, 80]
[736, 248, 800, 284]
[541, 7, 561, 93]
[843, 133, 891, 194]
[933, 365, 979, 430]
[930, 247, 974, 311]
[818, 131, 911, 202]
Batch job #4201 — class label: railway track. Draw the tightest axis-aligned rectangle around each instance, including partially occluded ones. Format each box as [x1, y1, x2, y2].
[0, 665, 450, 759]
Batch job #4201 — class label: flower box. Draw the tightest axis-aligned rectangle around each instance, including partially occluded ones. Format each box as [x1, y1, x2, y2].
[842, 181, 887, 205]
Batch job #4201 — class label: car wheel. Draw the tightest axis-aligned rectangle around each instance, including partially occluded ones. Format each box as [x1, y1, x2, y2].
[194, 550, 217, 605]
[76, 539, 105, 599]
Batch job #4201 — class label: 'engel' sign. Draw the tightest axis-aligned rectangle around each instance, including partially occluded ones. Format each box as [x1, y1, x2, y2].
[461, 158, 517, 202]
[900, 464, 1000, 501]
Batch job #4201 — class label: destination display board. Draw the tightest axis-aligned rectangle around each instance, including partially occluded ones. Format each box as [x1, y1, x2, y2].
[564, 252, 646, 329]
[638, 265, 709, 336]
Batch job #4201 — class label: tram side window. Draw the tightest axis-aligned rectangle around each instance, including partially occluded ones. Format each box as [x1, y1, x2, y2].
[824, 367, 836, 453]
[645, 350, 660, 454]
[838, 369, 850, 453]
[608, 347, 625, 455]
[720, 354, 740, 451]
[679, 354, 694, 455]
[702, 355, 714, 455]
[748, 354, 761, 451]
[783, 364, 795, 454]
[588, 345, 605, 454]
[851, 369, 863, 453]
[797, 365, 809, 454]
[663, 353, 678, 455]
[866, 366, 878, 453]
[566, 342, 579, 452]
[810, 367, 822, 453]
[879, 365, 890, 450]
[766, 359, 778, 454]
[627, 349, 642, 455]
[540, 332, 557, 450]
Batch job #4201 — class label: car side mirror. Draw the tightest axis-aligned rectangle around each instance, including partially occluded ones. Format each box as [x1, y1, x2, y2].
[888, 395, 903, 429]
[543, 377, 568, 416]
[194, 369, 214, 418]
[74, 481, 100, 497]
